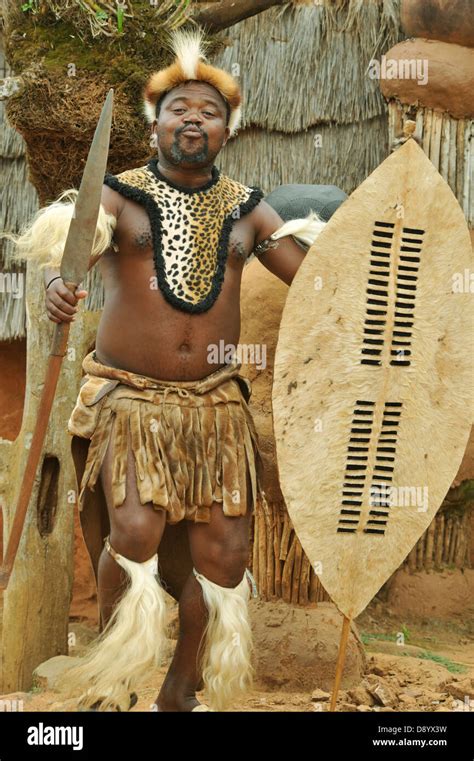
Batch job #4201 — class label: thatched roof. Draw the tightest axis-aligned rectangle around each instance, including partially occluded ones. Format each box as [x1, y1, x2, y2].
[216, 119, 388, 195]
[215, 1, 402, 194]
[0, 38, 38, 340]
[214, 0, 402, 130]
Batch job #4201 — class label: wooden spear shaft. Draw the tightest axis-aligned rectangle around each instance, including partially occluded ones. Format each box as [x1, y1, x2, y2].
[329, 614, 351, 711]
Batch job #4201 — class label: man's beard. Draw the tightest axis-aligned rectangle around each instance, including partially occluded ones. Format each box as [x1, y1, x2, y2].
[169, 128, 210, 164]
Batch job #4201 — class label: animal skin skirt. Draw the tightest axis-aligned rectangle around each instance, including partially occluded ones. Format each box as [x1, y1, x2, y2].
[67, 350, 267, 524]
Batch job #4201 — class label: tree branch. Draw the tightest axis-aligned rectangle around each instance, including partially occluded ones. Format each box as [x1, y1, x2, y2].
[192, 0, 289, 33]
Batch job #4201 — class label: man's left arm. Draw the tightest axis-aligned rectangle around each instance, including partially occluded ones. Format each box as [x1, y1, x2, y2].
[249, 200, 325, 285]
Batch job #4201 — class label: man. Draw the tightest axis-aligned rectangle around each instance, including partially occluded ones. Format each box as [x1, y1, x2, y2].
[14, 29, 325, 712]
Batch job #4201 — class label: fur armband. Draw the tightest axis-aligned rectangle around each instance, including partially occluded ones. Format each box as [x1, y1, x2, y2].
[251, 211, 327, 261]
[269, 210, 327, 248]
[3, 189, 117, 270]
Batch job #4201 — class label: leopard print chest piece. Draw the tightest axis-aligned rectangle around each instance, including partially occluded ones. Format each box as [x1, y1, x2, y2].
[103, 159, 263, 314]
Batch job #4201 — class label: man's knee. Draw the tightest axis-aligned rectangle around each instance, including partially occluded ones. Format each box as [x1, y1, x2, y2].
[110, 510, 165, 562]
[201, 543, 249, 587]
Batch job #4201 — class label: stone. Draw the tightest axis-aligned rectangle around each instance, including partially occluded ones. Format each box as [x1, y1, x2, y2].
[403, 687, 423, 697]
[311, 688, 330, 702]
[367, 682, 396, 707]
[339, 702, 358, 712]
[0, 691, 32, 701]
[399, 695, 418, 706]
[347, 685, 375, 706]
[368, 666, 388, 677]
[251, 599, 366, 692]
[442, 676, 474, 701]
[289, 696, 308, 706]
[0, 691, 32, 709]
[32, 656, 82, 692]
[49, 698, 80, 712]
[67, 623, 97, 652]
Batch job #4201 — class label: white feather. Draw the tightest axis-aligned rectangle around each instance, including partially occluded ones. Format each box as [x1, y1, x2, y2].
[228, 105, 242, 137]
[171, 28, 207, 80]
[143, 99, 156, 124]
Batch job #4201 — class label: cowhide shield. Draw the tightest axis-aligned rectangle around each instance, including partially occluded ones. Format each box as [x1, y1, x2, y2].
[272, 139, 473, 619]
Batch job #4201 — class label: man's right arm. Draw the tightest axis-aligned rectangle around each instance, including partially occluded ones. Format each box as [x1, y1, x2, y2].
[45, 185, 124, 323]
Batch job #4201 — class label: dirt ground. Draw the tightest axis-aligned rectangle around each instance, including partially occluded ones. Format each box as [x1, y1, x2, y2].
[4, 595, 473, 714]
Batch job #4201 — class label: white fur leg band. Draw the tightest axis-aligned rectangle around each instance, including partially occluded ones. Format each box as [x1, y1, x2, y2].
[193, 567, 256, 711]
[62, 537, 168, 711]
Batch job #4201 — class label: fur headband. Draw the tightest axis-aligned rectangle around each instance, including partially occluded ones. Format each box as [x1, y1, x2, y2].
[143, 28, 242, 137]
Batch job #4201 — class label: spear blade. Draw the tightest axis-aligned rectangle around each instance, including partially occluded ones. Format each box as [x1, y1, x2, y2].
[60, 88, 114, 286]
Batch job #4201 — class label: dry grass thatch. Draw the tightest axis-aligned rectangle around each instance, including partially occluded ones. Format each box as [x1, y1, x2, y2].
[213, 0, 402, 130]
[5, 72, 150, 203]
[0, 42, 39, 340]
[218, 118, 389, 195]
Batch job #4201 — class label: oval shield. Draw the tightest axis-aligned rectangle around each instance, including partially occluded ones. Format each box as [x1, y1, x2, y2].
[272, 139, 473, 619]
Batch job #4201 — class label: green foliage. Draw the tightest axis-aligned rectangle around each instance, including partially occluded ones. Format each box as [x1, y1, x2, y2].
[401, 623, 410, 642]
[361, 632, 396, 644]
[406, 650, 469, 674]
[21, 0, 41, 13]
[361, 627, 410, 644]
[361, 633, 469, 674]
[116, 5, 124, 34]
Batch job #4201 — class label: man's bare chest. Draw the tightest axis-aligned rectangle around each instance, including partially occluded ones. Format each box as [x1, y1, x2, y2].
[115, 201, 254, 266]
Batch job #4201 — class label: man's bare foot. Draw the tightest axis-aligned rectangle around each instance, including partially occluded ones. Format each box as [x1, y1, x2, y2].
[155, 689, 201, 712]
[154, 681, 202, 712]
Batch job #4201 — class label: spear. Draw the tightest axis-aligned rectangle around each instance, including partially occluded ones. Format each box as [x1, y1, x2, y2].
[0, 89, 114, 591]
